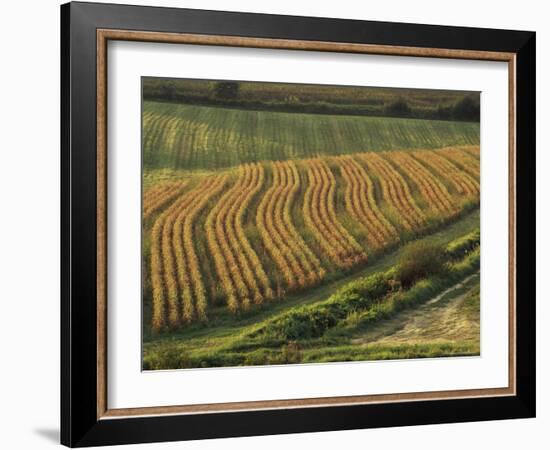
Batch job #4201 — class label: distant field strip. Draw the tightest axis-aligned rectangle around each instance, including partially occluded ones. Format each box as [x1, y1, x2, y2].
[146, 146, 479, 331]
[461, 146, 481, 159]
[142, 101, 480, 170]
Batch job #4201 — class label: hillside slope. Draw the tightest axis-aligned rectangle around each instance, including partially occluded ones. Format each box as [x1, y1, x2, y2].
[143, 101, 480, 170]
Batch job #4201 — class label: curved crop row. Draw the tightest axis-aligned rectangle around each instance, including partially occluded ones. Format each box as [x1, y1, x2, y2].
[205, 185, 240, 313]
[273, 164, 308, 287]
[142, 112, 169, 163]
[144, 114, 180, 165]
[337, 155, 397, 249]
[206, 177, 249, 312]
[225, 164, 269, 306]
[460, 145, 481, 159]
[303, 160, 350, 266]
[413, 150, 479, 197]
[150, 211, 166, 332]
[384, 151, 456, 217]
[440, 147, 480, 179]
[172, 176, 227, 323]
[257, 161, 325, 292]
[280, 162, 326, 283]
[151, 177, 229, 331]
[359, 153, 425, 231]
[143, 181, 188, 221]
[150, 179, 214, 331]
[257, 163, 301, 290]
[318, 160, 366, 257]
[150, 146, 479, 330]
[206, 164, 271, 312]
[144, 183, 171, 204]
[303, 159, 367, 267]
[234, 164, 274, 302]
[167, 179, 215, 326]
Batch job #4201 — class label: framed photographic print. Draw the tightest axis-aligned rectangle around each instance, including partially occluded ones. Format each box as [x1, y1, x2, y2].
[61, 1, 536, 447]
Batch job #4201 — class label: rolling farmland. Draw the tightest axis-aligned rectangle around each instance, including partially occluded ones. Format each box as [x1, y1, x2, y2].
[142, 101, 480, 170]
[141, 82, 481, 368]
[144, 146, 480, 332]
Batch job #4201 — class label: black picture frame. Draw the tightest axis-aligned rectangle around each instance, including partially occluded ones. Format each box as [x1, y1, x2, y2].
[61, 1, 536, 447]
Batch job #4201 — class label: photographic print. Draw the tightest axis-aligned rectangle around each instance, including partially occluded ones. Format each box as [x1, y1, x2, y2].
[62, 6, 535, 444]
[141, 77, 481, 370]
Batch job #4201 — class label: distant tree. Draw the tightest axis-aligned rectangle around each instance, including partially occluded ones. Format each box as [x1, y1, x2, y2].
[160, 81, 177, 101]
[285, 95, 300, 104]
[452, 96, 480, 121]
[213, 81, 240, 100]
[437, 105, 453, 120]
[384, 98, 412, 117]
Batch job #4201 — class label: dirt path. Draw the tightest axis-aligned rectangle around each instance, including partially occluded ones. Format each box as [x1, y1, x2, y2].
[352, 273, 480, 346]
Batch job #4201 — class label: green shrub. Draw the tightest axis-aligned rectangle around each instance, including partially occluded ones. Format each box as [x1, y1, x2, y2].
[452, 95, 480, 121]
[384, 98, 412, 117]
[396, 241, 447, 288]
[213, 81, 240, 100]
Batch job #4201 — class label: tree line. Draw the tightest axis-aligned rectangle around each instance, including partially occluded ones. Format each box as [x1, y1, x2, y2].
[143, 80, 480, 122]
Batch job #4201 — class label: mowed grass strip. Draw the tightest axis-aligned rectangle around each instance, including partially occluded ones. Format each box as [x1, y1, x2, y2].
[142, 101, 480, 170]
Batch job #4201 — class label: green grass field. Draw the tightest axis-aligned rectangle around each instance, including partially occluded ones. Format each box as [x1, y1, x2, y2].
[143, 101, 480, 170]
